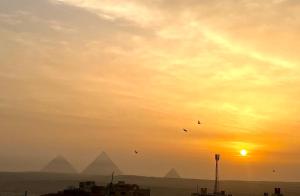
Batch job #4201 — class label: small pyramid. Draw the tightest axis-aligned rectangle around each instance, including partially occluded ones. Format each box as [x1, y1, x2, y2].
[164, 168, 181, 178]
[42, 155, 77, 173]
[82, 152, 122, 176]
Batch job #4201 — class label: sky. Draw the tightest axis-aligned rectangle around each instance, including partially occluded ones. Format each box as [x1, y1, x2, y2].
[1, 0, 300, 181]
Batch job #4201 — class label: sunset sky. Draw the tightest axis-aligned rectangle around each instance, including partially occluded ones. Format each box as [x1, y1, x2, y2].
[1, 0, 300, 181]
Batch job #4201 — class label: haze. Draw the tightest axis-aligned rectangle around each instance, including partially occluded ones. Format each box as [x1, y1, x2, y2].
[1, 0, 300, 181]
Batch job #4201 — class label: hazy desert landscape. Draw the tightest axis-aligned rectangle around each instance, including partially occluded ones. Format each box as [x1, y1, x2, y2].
[1, 172, 300, 196]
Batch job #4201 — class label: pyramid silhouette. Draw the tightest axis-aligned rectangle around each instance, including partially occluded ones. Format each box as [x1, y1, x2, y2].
[164, 168, 181, 178]
[42, 155, 77, 173]
[82, 152, 122, 175]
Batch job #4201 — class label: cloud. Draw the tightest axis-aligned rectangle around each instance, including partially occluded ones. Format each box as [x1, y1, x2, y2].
[55, 0, 163, 26]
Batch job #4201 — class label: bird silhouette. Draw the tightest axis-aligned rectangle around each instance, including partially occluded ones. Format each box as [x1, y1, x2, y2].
[134, 150, 138, 154]
[198, 120, 201, 125]
[183, 128, 188, 132]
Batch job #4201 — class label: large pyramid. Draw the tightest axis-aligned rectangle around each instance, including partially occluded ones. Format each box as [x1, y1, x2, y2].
[164, 168, 181, 178]
[42, 155, 77, 173]
[82, 152, 122, 176]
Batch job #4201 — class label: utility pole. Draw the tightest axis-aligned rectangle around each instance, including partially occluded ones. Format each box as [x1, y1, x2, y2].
[214, 154, 220, 195]
[107, 171, 114, 196]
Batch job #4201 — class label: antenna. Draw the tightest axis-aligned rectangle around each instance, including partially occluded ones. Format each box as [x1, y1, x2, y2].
[214, 154, 220, 194]
[110, 171, 115, 184]
[107, 171, 115, 196]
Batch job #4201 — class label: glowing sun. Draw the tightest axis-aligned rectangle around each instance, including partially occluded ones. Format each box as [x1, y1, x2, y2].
[240, 149, 248, 156]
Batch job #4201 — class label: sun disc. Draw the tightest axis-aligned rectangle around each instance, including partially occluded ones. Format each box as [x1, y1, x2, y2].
[240, 149, 248, 156]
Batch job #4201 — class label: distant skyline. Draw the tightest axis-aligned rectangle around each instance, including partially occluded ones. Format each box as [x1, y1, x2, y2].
[1, 0, 300, 181]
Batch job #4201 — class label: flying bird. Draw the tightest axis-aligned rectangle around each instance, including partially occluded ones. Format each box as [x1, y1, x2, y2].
[183, 128, 188, 132]
[134, 150, 138, 154]
[198, 120, 201, 125]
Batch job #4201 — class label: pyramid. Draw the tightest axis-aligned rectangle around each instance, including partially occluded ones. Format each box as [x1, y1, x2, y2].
[164, 168, 181, 178]
[42, 155, 77, 173]
[82, 152, 122, 176]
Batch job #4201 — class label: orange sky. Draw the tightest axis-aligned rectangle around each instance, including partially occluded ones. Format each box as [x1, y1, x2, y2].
[1, 0, 300, 181]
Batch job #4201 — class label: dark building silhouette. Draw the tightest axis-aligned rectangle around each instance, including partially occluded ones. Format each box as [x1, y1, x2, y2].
[191, 190, 232, 196]
[41, 181, 150, 196]
[263, 188, 284, 196]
